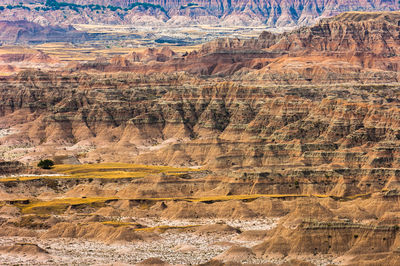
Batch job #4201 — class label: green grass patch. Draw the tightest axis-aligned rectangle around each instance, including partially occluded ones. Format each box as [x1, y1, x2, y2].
[19, 197, 115, 215]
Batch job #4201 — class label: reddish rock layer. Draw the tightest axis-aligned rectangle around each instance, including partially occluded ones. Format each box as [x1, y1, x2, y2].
[74, 12, 400, 84]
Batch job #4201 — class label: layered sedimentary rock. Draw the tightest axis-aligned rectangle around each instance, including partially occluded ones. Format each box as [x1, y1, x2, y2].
[1, 13, 400, 196]
[1, 170, 399, 264]
[74, 12, 400, 83]
[0, 20, 88, 44]
[0, 161, 25, 175]
[1, 72, 400, 197]
[1, 0, 399, 27]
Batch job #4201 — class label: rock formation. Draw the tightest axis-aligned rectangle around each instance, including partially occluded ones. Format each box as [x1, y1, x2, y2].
[0, 20, 88, 44]
[0, 161, 25, 175]
[0, 13, 399, 197]
[75, 12, 400, 81]
[0, 0, 399, 27]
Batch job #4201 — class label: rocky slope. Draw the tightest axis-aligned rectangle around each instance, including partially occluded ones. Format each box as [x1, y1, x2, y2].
[0, 169, 399, 264]
[79, 12, 400, 81]
[0, 0, 399, 27]
[0, 20, 88, 44]
[2, 71, 400, 197]
[1, 13, 400, 179]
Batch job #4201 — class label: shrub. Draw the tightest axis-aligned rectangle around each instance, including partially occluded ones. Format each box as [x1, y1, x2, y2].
[37, 159, 55, 169]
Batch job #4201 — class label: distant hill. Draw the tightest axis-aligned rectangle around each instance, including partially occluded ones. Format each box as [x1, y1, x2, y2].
[0, 0, 399, 27]
[0, 20, 88, 44]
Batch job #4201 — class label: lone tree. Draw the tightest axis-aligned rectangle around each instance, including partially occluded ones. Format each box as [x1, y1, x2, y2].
[37, 159, 55, 169]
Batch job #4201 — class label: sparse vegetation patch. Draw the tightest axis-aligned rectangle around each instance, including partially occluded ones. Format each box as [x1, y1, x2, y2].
[37, 159, 55, 170]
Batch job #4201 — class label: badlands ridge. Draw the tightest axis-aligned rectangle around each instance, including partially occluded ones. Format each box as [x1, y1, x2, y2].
[0, 12, 400, 265]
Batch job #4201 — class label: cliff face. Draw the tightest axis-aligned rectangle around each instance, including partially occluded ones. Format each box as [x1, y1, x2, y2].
[254, 221, 400, 259]
[75, 12, 400, 83]
[1, 71, 400, 197]
[272, 12, 400, 55]
[0, 0, 399, 27]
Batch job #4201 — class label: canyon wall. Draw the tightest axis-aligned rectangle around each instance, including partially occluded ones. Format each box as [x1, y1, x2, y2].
[1, 14, 400, 196]
[1, 71, 400, 196]
[1, 0, 399, 27]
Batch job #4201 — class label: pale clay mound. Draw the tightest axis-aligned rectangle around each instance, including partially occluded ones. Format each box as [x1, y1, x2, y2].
[0, 243, 48, 255]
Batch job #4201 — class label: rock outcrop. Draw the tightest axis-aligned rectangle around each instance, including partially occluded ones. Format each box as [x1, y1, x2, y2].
[73, 12, 400, 83]
[253, 221, 400, 258]
[2, 12, 400, 193]
[0, 161, 26, 175]
[0, 0, 399, 27]
[0, 20, 88, 44]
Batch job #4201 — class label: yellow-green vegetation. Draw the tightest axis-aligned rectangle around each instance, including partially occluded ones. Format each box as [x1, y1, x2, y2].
[8, 193, 369, 215]
[186, 194, 310, 202]
[53, 163, 200, 179]
[0, 176, 48, 182]
[0, 162, 201, 182]
[54, 162, 196, 172]
[0, 72, 14, 76]
[101, 221, 142, 227]
[343, 193, 372, 200]
[135, 225, 200, 233]
[19, 197, 116, 215]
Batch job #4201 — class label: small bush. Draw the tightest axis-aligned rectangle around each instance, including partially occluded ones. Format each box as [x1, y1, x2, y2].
[37, 159, 55, 169]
